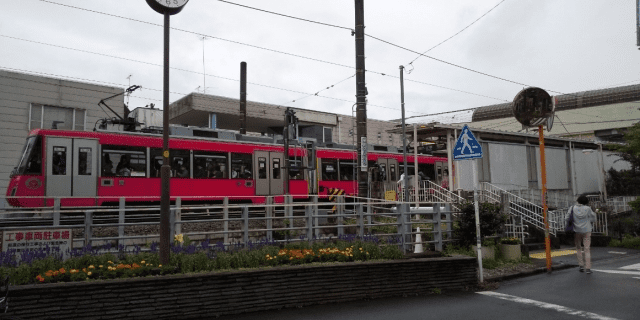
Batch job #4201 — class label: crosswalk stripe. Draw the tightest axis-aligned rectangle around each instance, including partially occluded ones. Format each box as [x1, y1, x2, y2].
[619, 263, 640, 270]
[477, 292, 620, 320]
[591, 269, 640, 276]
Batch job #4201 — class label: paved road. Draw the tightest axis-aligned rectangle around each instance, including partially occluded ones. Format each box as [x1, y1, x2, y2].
[218, 247, 640, 320]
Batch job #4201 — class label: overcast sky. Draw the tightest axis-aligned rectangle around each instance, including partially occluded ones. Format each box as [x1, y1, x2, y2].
[1, 0, 638, 125]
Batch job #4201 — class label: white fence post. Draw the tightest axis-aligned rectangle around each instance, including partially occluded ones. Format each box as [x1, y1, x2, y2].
[242, 206, 249, 246]
[367, 198, 372, 235]
[84, 210, 93, 248]
[313, 195, 319, 239]
[118, 197, 125, 247]
[174, 197, 182, 236]
[357, 204, 364, 238]
[53, 198, 60, 227]
[434, 204, 442, 251]
[266, 197, 273, 241]
[223, 197, 229, 246]
[306, 204, 313, 241]
[337, 196, 344, 236]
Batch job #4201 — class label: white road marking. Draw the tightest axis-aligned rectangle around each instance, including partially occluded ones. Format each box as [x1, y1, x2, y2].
[477, 291, 620, 320]
[608, 251, 627, 254]
[634, 277, 640, 280]
[591, 269, 640, 276]
[619, 263, 640, 270]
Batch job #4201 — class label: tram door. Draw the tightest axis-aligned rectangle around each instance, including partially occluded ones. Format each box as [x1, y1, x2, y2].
[46, 137, 98, 197]
[376, 158, 398, 192]
[435, 161, 444, 185]
[254, 151, 284, 196]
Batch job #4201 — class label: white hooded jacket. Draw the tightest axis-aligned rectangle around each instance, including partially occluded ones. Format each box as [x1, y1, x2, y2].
[565, 204, 597, 233]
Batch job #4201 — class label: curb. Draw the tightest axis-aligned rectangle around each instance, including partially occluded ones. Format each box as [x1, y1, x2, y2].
[485, 263, 578, 283]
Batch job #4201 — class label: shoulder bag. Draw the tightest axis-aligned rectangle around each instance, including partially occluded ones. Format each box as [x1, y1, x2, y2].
[565, 206, 575, 233]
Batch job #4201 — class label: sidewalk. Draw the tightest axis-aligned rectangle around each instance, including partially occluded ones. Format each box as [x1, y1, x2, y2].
[485, 245, 640, 283]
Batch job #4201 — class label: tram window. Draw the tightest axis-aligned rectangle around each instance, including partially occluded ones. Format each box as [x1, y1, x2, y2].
[258, 157, 267, 179]
[399, 163, 415, 176]
[16, 136, 42, 175]
[78, 148, 92, 175]
[321, 159, 338, 181]
[52, 147, 67, 175]
[231, 153, 252, 179]
[338, 160, 355, 181]
[273, 158, 281, 179]
[194, 151, 227, 179]
[418, 164, 433, 181]
[102, 145, 146, 177]
[379, 164, 387, 181]
[289, 157, 303, 180]
[389, 164, 396, 181]
[170, 150, 190, 178]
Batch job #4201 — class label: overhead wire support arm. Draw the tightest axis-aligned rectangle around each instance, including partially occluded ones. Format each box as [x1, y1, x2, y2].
[97, 85, 142, 121]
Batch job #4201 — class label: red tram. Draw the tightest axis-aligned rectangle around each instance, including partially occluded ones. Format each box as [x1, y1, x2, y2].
[6, 128, 447, 207]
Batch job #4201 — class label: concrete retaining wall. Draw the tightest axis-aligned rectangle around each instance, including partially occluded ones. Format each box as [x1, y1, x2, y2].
[6, 257, 476, 319]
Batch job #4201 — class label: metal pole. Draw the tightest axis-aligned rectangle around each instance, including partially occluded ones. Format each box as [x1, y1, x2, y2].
[413, 124, 419, 207]
[354, 0, 368, 199]
[539, 125, 552, 272]
[160, 11, 171, 265]
[473, 158, 483, 283]
[400, 66, 409, 205]
[240, 62, 247, 135]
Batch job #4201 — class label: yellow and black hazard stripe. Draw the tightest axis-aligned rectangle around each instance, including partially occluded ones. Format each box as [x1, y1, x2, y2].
[328, 188, 345, 212]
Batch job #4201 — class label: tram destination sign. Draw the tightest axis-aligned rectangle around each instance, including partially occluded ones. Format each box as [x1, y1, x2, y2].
[2, 229, 72, 260]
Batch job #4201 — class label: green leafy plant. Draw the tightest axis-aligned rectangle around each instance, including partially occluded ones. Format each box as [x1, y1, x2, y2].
[500, 237, 521, 245]
[454, 202, 507, 248]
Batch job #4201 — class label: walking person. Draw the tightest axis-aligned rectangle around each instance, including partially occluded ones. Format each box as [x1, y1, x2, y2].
[566, 195, 597, 274]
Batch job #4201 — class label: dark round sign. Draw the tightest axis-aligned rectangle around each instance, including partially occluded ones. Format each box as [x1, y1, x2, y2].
[146, 0, 189, 15]
[512, 87, 555, 128]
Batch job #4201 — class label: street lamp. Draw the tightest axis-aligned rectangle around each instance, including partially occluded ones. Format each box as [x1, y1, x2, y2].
[145, 0, 189, 265]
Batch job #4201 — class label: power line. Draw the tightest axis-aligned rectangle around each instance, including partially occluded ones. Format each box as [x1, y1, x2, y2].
[555, 114, 570, 134]
[407, 0, 508, 65]
[216, 0, 352, 31]
[34, 0, 511, 103]
[283, 73, 355, 105]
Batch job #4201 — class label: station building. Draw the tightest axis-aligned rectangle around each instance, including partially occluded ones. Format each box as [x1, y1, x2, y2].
[0, 69, 124, 208]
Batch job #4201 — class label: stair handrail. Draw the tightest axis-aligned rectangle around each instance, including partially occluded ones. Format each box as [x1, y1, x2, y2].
[480, 183, 557, 235]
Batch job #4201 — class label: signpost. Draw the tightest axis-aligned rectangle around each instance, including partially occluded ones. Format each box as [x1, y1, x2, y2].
[512, 87, 555, 273]
[145, 0, 190, 265]
[453, 125, 484, 282]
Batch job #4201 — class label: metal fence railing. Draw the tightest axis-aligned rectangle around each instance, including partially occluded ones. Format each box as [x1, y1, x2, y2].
[0, 196, 460, 258]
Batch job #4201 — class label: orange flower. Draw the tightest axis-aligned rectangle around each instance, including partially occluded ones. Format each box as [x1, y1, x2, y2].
[36, 275, 45, 282]
[45, 271, 53, 277]
[59, 268, 65, 274]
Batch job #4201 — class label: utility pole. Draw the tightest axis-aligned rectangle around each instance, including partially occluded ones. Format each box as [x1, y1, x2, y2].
[240, 62, 247, 135]
[399, 66, 409, 204]
[354, 0, 368, 199]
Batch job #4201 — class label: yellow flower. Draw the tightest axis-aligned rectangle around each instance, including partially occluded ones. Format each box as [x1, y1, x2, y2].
[159, 265, 162, 267]
[141, 260, 146, 264]
[87, 271, 92, 276]
[174, 234, 184, 243]
[107, 261, 113, 264]
[88, 265, 95, 269]
[99, 265, 103, 268]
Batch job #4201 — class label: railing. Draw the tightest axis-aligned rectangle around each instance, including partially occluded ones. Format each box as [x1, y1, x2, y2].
[0, 196, 458, 259]
[394, 180, 464, 209]
[481, 183, 558, 236]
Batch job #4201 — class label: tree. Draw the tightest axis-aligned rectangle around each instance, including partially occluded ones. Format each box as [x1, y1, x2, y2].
[606, 123, 640, 197]
[610, 122, 640, 173]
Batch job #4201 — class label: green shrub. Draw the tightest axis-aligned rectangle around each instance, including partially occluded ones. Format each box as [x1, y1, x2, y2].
[455, 202, 507, 248]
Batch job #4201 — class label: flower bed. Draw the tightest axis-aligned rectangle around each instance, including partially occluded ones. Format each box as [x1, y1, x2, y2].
[0, 235, 405, 285]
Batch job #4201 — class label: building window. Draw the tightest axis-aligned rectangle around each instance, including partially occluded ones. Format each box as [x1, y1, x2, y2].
[30, 104, 85, 131]
[323, 127, 333, 143]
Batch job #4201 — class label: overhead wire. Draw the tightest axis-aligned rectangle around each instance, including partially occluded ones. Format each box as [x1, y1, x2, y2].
[34, 0, 510, 104]
[406, 0, 508, 65]
[283, 73, 355, 105]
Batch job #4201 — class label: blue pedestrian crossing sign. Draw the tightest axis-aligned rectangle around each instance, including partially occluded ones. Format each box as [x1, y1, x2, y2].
[453, 125, 483, 161]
